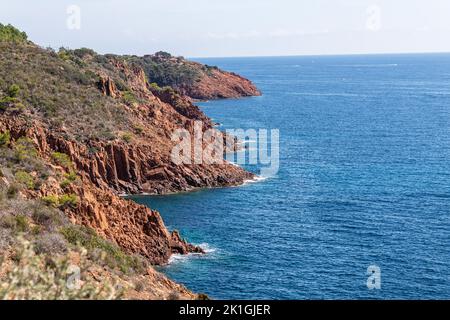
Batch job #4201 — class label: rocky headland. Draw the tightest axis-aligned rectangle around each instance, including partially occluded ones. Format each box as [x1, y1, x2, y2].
[125, 51, 261, 100]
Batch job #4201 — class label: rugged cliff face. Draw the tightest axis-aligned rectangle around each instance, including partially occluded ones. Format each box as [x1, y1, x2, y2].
[0, 117, 203, 265]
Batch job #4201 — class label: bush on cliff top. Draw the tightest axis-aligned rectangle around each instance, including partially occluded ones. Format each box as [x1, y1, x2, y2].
[41, 194, 79, 209]
[13, 138, 38, 164]
[0, 190, 143, 299]
[51, 152, 73, 168]
[0, 237, 123, 300]
[14, 170, 35, 189]
[60, 225, 146, 274]
[0, 23, 27, 42]
[0, 84, 23, 112]
[0, 131, 10, 147]
[0, 136, 50, 194]
[125, 54, 202, 89]
[0, 214, 30, 234]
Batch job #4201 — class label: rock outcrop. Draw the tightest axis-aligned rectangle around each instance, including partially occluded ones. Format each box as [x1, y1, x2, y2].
[98, 76, 118, 98]
[179, 68, 262, 100]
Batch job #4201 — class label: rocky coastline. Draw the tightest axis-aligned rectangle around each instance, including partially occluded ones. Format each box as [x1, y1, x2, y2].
[0, 28, 260, 299]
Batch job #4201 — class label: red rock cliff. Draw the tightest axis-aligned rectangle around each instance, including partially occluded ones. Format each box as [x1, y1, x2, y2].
[179, 68, 262, 100]
[0, 117, 204, 264]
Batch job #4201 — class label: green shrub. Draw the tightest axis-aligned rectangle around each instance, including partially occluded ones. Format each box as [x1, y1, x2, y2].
[64, 171, 77, 182]
[31, 225, 42, 235]
[133, 125, 144, 134]
[41, 195, 59, 207]
[0, 237, 123, 300]
[58, 194, 78, 209]
[41, 194, 78, 209]
[60, 179, 70, 189]
[114, 79, 129, 92]
[60, 172, 77, 189]
[32, 205, 62, 229]
[122, 91, 137, 105]
[7, 84, 20, 98]
[0, 84, 20, 111]
[149, 82, 161, 90]
[1, 214, 29, 233]
[0, 215, 15, 229]
[60, 225, 145, 274]
[121, 132, 133, 143]
[14, 215, 29, 233]
[57, 48, 71, 61]
[0, 96, 16, 111]
[14, 138, 38, 162]
[8, 102, 26, 113]
[51, 152, 72, 168]
[0, 131, 10, 146]
[14, 170, 35, 189]
[72, 48, 96, 59]
[0, 23, 28, 42]
[6, 184, 20, 199]
[125, 54, 201, 89]
[154, 51, 172, 59]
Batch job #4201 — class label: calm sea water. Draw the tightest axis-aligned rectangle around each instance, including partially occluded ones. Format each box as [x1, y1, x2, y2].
[131, 54, 450, 299]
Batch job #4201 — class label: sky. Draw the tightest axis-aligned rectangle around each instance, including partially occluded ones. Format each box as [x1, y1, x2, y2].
[1, 0, 450, 57]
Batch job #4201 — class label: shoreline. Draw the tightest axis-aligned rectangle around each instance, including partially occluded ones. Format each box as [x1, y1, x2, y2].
[123, 173, 267, 198]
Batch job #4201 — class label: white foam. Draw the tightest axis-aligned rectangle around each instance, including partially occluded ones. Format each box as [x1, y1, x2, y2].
[243, 175, 269, 185]
[168, 254, 190, 264]
[167, 243, 217, 264]
[120, 192, 151, 197]
[198, 243, 217, 254]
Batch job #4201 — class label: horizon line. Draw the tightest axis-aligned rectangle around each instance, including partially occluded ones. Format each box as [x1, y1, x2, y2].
[189, 50, 450, 60]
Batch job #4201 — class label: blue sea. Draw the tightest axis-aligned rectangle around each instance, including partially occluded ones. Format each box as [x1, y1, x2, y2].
[131, 54, 450, 299]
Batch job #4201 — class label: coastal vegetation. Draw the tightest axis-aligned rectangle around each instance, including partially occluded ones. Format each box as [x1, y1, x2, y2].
[125, 52, 202, 88]
[0, 123, 143, 299]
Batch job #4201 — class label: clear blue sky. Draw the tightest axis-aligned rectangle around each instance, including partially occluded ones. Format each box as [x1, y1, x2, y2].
[1, 0, 449, 57]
